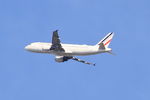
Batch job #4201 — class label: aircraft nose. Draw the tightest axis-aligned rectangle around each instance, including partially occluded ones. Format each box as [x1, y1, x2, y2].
[25, 45, 30, 51]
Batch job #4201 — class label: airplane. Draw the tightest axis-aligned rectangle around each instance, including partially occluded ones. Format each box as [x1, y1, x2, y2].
[25, 30, 114, 66]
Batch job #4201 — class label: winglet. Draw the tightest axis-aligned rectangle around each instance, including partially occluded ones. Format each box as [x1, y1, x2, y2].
[54, 30, 58, 33]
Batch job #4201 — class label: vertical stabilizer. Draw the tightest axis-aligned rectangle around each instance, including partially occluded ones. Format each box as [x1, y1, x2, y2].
[97, 32, 114, 49]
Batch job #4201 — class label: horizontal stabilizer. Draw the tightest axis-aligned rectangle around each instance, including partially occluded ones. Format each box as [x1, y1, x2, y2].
[99, 42, 105, 49]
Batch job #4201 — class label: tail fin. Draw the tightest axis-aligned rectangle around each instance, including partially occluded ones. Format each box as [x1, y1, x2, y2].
[97, 32, 114, 49]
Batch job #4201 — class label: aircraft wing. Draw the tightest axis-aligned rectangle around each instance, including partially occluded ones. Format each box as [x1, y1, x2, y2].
[71, 57, 96, 66]
[50, 30, 65, 52]
[55, 56, 95, 66]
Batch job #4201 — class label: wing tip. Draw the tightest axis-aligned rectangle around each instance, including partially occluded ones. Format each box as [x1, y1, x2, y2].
[53, 30, 58, 33]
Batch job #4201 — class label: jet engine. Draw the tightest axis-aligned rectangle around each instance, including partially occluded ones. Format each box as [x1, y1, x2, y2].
[55, 56, 72, 62]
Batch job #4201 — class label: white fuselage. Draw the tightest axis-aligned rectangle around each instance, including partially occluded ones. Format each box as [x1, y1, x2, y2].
[25, 42, 111, 56]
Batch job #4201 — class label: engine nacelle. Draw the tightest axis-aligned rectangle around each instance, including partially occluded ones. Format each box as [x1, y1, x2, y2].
[55, 56, 72, 62]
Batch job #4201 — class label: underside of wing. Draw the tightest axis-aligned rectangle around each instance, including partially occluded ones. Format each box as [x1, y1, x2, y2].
[55, 55, 95, 66]
[50, 30, 65, 52]
[71, 57, 96, 66]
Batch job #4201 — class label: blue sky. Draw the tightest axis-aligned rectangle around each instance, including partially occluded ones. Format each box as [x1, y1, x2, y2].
[0, 0, 150, 100]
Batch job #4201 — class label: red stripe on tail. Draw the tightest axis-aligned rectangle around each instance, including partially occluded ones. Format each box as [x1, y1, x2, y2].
[104, 39, 112, 46]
